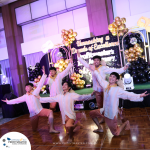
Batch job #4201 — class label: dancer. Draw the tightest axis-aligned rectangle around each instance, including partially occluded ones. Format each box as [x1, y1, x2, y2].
[39, 81, 95, 142]
[2, 66, 59, 134]
[45, 59, 73, 111]
[89, 66, 149, 136]
[77, 50, 128, 109]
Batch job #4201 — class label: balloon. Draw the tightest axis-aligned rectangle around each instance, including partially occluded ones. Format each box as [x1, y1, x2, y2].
[68, 33, 73, 38]
[41, 89, 45, 92]
[118, 31, 124, 36]
[108, 24, 113, 30]
[139, 48, 144, 53]
[38, 75, 41, 79]
[136, 52, 141, 56]
[115, 16, 120, 22]
[131, 70, 137, 75]
[147, 74, 150, 81]
[136, 60, 141, 65]
[65, 30, 69, 35]
[76, 85, 81, 88]
[135, 65, 140, 70]
[112, 22, 118, 28]
[57, 52, 63, 58]
[120, 18, 126, 24]
[129, 47, 134, 53]
[43, 85, 46, 89]
[112, 32, 117, 36]
[132, 74, 138, 80]
[69, 29, 73, 33]
[132, 66, 136, 70]
[129, 53, 135, 58]
[138, 72, 145, 78]
[139, 65, 145, 70]
[118, 24, 125, 30]
[73, 81, 76, 84]
[131, 58, 135, 61]
[134, 43, 140, 49]
[141, 78, 147, 83]
[135, 78, 140, 83]
[80, 85, 84, 89]
[34, 78, 38, 83]
[125, 55, 129, 59]
[116, 20, 121, 26]
[61, 29, 66, 33]
[71, 37, 75, 41]
[144, 69, 149, 75]
[124, 49, 129, 55]
[73, 32, 77, 36]
[127, 58, 132, 62]
[123, 28, 129, 33]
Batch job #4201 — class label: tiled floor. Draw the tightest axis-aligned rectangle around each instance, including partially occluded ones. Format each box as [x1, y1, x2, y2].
[0, 108, 150, 150]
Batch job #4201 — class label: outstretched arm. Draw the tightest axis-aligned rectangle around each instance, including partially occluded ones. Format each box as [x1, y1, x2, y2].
[2, 95, 26, 105]
[72, 93, 95, 102]
[118, 88, 149, 101]
[59, 59, 73, 79]
[33, 66, 47, 96]
[39, 95, 58, 103]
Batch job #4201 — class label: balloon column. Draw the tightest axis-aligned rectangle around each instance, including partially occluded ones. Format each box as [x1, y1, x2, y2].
[128, 57, 150, 84]
[54, 58, 70, 72]
[61, 29, 77, 47]
[108, 17, 128, 36]
[70, 73, 85, 89]
[124, 43, 145, 62]
[28, 63, 42, 82]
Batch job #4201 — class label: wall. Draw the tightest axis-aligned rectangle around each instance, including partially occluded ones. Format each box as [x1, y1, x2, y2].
[112, 0, 150, 29]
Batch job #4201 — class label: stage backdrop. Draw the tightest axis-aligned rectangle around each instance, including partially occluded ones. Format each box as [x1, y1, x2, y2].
[71, 33, 121, 84]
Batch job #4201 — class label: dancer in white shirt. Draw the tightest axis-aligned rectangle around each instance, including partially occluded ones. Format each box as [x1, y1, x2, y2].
[45, 59, 73, 111]
[77, 50, 128, 109]
[2, 66, 59, 134]
[89, 65, 149, 136]
[39, 81, 95, 142]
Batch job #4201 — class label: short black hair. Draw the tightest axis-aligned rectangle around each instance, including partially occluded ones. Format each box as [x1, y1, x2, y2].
[93, 55, 101, 61]
[110, 72, 120, 80]
[49, 67, 56, 71]
[62, 80, 72, 91]
[25, 83, 34, 87]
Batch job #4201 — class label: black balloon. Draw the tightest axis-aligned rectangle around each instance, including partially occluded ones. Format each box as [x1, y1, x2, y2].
[139, 65, 145, 70]
[35, 63, 40, 67]
[141, 78, 147, 83]
[136, 65, 140, 70]
[132, 74, 138, 80]
[135, 78, 140, 83]
[131, 70, 137, 75]
[147, 74, 150, 81]
[144, 69, 149, 75]
[136, 60, 140, 65]
[132, 66, 136, 70]
[137, 70, 142, 74]
[138, 72, 145, 78]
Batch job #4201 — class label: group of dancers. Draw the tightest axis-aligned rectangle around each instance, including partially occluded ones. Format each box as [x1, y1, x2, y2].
[2, 50, 149, 143]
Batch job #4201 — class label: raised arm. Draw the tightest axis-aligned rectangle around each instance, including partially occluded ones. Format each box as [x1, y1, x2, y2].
[2, 95, 26, 105]
[40, 95, 58, 103]
[59, 61, 73, 79]
[72, 93, 95, 102]
[93, 70, 109, 89]
[103, 66, 125, 75]
[33, 66, 47, 96]
[118, 88, 149, 102]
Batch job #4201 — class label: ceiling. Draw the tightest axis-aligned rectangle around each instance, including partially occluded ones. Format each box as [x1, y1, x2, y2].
[0, 0, 17, 7]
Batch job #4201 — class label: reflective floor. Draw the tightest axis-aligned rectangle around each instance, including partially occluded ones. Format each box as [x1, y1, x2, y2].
[0, 107, 150, 150]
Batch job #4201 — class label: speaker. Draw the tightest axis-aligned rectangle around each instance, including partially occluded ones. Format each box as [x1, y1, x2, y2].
[83, 98, 98, 110]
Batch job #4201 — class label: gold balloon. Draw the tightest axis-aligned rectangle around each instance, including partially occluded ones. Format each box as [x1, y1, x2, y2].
[133, 49, 136, 53]
[118, 31, 124, 36]
[71, 37, 75, 41]
[127, 58, 132, 62]
[73, 32, 77, 37]
[118, 25, 125, 30]
[135, 56, 138, 60]
[108, 24, 113, 31]
[73, 81, 76, 84]
[34, 78, 38, 83]
[136, 47, 143, 53]
[54, 63, 58, 68]
[76, 81, 79, 85]
[124, 49, 129, 55]
[64, 64, 68, 68]
[125, 55, 129, 59]
[68, 33, 73, 38]
[65, 30, 69, 35]
[63, 35, 68, 40]
[112, 28, 117, 32]
[43, 85, 46, 89]
[76, 85, 81, 88]
[123, 28, 129, 33]
[115, 16, 120, 22]
[116, 20, 121, 26]
[69, 29, 73, 33]
[129, 47, 134, 53]
[112, 22, 118, 28]
[120, 18, 126, 24]
[59, 65, 63, 69]
[65, 59, 70, 64]
[112, 32, 117, 36]
[131, 58, 135, 61]
[60, 59, 65, 64]
[136, 52, 141, 56]
[38, 75, 41, 79]
[80, 85, 84, 89]
[129, 53, 135, 58]
[141, 56, 145, 59]
[41, 89, 45, 92]
[134, 43, 140, 49]
[61, 29, 66, 33]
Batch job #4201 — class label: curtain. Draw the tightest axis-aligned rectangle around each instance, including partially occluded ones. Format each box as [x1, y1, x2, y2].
[0, 59, 14, 92]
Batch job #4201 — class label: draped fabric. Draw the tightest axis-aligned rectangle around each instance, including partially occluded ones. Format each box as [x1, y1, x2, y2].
[0, 59, 14, 91]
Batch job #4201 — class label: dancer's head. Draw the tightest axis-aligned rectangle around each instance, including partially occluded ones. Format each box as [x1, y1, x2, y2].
[93, 56, 101, 67]
[49, 67, 56, 77]
[109, 72, 120, 84]
[62, 81, 72, 92]
[25, 83, 34, 92]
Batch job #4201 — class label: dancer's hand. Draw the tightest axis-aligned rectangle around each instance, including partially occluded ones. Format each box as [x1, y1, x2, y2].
[77, 50, 80, 57]
[42, 66, 45, 74]
[91, 91, 96, 96]
[2, 98, 8, 103]
[124, 64, 129, 70]
[89, 65, 95, 71]
[140, 91, 149, 98]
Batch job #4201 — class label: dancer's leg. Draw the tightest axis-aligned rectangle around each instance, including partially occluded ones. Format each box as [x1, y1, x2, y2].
[95, 91, 103, 109]
[89, 109, 104, 133]
[30, 115, 39, 132]
[50, 102, 57, 111]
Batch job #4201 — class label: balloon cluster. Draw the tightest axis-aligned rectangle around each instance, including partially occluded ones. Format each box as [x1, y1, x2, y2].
[28, 63, 42, 81]
[61, 29, 77, 46]
[70, 73, 85, 89]
[123, 33, 142, 49]
[54, 58, 70, 72]
[108, 16, 128, 36]
[124, 43, 145, 62]
[128, 57, 150, 84]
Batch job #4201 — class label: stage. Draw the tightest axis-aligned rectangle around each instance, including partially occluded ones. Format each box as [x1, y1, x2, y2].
[0, 108, 150, 149]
